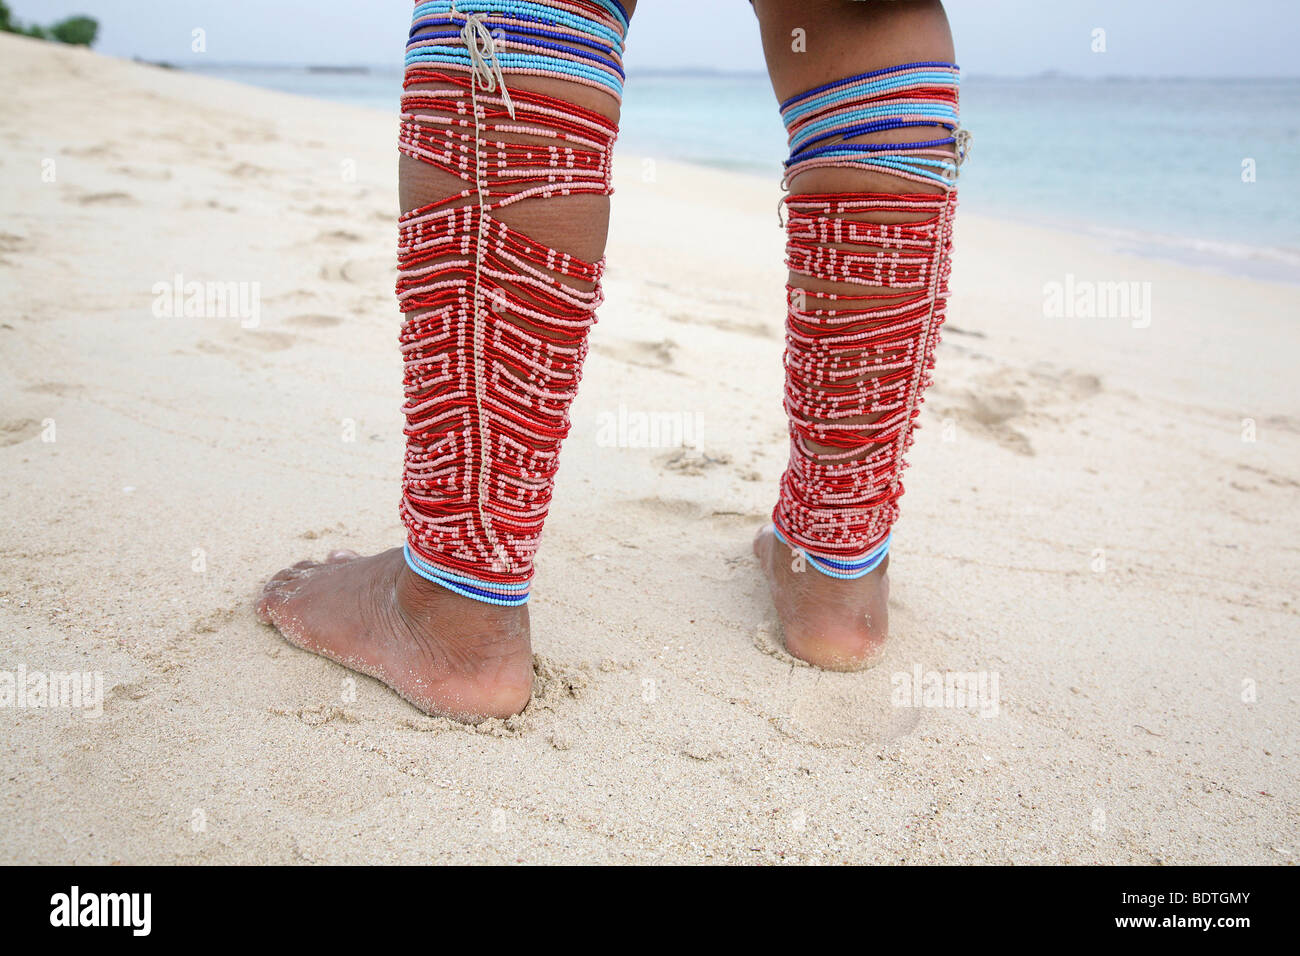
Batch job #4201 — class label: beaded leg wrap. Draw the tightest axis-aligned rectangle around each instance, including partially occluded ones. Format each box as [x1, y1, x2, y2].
[398, 0, 629, 605]
[773, 62, 970, 579]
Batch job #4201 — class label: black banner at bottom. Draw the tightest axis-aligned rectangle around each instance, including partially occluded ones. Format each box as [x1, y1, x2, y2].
[5, 864, 1283, 941]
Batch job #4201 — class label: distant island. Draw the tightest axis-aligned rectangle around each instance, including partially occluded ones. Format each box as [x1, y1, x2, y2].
[0, 2, 97, 46]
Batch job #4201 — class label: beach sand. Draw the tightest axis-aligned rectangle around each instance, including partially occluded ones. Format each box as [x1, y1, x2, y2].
[1, 33, 1296, 864]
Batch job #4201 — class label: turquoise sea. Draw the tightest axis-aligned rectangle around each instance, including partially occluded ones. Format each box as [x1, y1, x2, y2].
[188, 65, 1300, 282]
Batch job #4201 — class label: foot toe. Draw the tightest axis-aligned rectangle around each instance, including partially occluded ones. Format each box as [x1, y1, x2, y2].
[262, 566, 305, 591]
[255, 587, 287, 625]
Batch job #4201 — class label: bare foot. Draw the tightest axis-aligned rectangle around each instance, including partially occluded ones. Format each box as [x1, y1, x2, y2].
[753, 525, 890, 670]
[255, 548, 533, 721]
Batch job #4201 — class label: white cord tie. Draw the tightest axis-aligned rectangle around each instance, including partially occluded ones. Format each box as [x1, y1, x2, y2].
[459, 10, 516, 119]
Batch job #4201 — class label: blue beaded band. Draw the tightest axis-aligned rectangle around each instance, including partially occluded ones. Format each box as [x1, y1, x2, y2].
[771, 525, 891, 581]
[412, 0, 627, 45]
[410, 22, 626, 77]
[781, 61, 965, 187]
[404, 543, 532, 606]
[779, 61, 961, 113]
[406, 1, 628, 97]
[403, 50, 625, 95]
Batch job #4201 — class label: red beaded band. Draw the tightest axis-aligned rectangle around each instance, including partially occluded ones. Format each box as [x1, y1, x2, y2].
[774, 64, 964, 563]
[398, 64, 619, 589]
[775, 191, 957, 559]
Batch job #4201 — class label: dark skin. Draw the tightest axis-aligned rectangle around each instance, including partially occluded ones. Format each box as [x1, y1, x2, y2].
[257, 1, 957, 720]
[256, 3, 637, 721]
[751, 0, 956, 669]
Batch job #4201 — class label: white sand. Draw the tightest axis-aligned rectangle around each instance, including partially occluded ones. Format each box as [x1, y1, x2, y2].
[1, 34, 1296, 864]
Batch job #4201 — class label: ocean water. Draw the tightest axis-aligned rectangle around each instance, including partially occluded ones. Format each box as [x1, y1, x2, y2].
[189, 65, 1300, 281]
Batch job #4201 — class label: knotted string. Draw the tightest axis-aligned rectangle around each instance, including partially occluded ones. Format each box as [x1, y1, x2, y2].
[456, 5, 516, 118]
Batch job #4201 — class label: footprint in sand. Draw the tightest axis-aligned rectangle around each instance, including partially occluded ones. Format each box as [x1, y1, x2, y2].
[232, 329, 296, 352]
[942, 390, 1035, 456]
[667, 311, 774, 339]
[67, 190, 138, 207]
[315, 229, 366, 244]
[298, 203, 348, 217]
[111, 164, 173, 182]
[320, 256, 391, 285]
[196, 331, 296, 355]
[630, 496, 705, 521]
[227, 162, 272, 179]
[594, 337, 678, 369]
[23, 381, 84, 398]
[0, 418, 41, 447]
[783, 677, 925, 747]
[62, 142, 117, 159]
[630, 496, 766, 533]
[935, 364, 1104, 456]
[285, 313, 344, 329]
[1048, 369, 1102, 401]
[1263, 414, 1300, 436]
[228, 125, 277, 144]
[0, 232, 31, 253]
[967, 391, 1028, 425]
[1237, 463, 1300, 489]
[655, 447, 750, 480]
[752, 623, 924, 747]
[179, 198, 240, 213]
[110, 681, 149, 702]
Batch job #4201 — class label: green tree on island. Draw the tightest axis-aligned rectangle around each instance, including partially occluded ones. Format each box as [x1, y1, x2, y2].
[0, 2, 99, 46]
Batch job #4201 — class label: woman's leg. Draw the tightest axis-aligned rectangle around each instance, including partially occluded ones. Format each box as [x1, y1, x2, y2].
[257, 0, 635, 720]
[751, 0, 964, 668]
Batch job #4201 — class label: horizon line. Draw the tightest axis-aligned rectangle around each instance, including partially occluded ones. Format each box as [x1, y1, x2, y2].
[166, 60, 1300, 82]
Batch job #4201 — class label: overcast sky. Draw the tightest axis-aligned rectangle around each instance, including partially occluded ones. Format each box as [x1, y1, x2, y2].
[11, 0, 1299, 76]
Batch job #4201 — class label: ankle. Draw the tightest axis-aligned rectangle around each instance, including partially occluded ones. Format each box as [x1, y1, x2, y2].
[395, 562, 531, 643]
